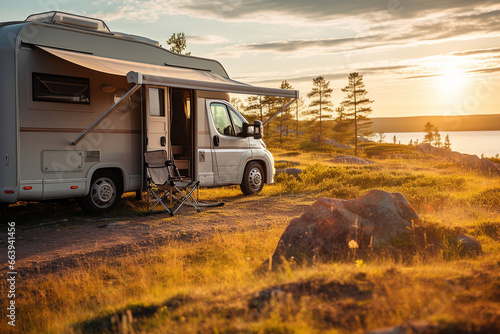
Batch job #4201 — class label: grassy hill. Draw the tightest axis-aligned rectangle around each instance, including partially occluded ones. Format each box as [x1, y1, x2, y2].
[2, 143, 499, 333]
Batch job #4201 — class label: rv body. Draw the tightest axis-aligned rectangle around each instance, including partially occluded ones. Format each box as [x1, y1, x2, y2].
[0, 12, 298, 212]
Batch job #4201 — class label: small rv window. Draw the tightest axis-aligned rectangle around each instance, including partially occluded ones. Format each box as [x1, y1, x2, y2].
[33, 73, 90, 104]
[211, 103, 235, 136]
[228, 106, 245, 136]
[148, 88, 165, 117]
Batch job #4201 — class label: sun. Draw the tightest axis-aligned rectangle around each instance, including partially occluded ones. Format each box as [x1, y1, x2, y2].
[436, 66, 467, 99]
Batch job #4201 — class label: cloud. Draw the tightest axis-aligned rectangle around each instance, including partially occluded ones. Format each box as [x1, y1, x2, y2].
[91, 0, 499, 26]
[183, 0, 499, 23]
[248, 64, 414, 85]
[187, 35, 228, 45]
[215, 4, 500, 58]
[452, 48, 500, 57]
[467, 66, 500, 74]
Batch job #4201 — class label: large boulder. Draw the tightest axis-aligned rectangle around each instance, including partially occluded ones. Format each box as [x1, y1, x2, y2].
[325, 139, 352, 150]
[269, 190, 480, 268]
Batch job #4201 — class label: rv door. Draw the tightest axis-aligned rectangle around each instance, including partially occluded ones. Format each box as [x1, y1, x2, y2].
[207, 100, 250, 184]
[146, 87, 170, 153]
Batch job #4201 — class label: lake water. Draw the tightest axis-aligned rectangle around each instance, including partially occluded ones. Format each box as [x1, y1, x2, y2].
[381, 131, 500, 158]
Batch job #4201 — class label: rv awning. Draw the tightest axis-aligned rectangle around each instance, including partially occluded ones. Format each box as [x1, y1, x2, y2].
[38, 46, 299, 98]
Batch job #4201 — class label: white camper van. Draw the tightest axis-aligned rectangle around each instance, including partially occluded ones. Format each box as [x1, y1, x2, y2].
[0, 12, 298, 213]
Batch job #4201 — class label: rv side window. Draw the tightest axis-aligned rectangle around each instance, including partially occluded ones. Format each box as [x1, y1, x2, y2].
[149, 88, 165, 117]
[32, 73, 90, 104]
[211, 103, 235, 136]
[228, 106, 245, 136]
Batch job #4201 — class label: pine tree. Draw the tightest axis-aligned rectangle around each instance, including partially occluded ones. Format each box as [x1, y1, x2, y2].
[166, 33, 191, 55]
[341, 72, 374, 156]
[307, 76, 333, 142]
[378, 131, 386, 143]
[423, 122, 435, 143]
[243, 95, 264, 123]
[294, 97, 306, 138]
[433, 128, 442, 148]
[444, 134, 452, 151]
[332, 106, 352, 143]
[276, 81, 294, 143]
[230, 97, 244, 112]
[262, 95, 279, 141]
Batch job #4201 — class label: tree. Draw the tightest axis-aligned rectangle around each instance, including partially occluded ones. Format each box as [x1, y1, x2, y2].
[294, 97, 306, 138]
[307, 76, 333, 142]
[332, 106, 352, 143]
[444, 134, 452, 151]
[166, 33, 191, 55]
[276, 80, 294, 143]
[433, 127, 442, 148]
[341, 72, 374, 156]
[230, 97, 244, 112]
[378, 131, 386, 143]
[423, 121, 435, 143]
[243, 95, 264, 123]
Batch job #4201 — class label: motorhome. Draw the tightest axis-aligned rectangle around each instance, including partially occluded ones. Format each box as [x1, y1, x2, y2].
[0, 12, 299, 213]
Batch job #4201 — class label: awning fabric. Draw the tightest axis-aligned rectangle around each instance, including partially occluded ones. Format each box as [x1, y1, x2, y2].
[39, 46, 299, 98]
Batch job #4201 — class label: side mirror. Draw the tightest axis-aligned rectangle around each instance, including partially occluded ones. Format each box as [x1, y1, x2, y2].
[242, 120, 263, 139]
[253, 120, 263, 139]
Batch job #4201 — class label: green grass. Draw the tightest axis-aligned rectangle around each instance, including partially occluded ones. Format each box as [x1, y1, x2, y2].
[2, 143, 500, 333]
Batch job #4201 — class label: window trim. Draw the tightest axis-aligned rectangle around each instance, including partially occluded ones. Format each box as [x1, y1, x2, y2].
[32, 72, 91, 105]
[210, 101, 248, 138]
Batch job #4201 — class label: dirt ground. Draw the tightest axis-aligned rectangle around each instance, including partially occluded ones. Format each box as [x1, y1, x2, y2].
[0, 194, 313, 275]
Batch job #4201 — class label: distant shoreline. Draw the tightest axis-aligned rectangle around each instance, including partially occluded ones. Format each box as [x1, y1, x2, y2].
[371, 114, 500, 132]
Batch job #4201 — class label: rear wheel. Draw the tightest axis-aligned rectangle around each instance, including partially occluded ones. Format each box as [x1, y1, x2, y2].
[80, 171, 122, 214]
[240, 161, 264, 195]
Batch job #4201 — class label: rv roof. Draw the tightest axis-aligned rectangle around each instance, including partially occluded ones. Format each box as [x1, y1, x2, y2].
[26, 11, 111, 34]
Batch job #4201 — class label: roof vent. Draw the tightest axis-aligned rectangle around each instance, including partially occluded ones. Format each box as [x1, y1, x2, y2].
[26, 11, 111, 34]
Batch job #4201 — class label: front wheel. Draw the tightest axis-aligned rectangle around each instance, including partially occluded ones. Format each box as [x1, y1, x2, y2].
[240, 161, 264, 195]
[80, 171, 122, 214]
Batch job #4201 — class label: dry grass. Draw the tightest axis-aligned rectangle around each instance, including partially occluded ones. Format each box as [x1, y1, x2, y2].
[1, 145, 500, 333]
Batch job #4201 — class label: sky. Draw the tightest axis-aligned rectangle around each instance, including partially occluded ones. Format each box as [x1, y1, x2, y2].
[2, 0, 500, 118]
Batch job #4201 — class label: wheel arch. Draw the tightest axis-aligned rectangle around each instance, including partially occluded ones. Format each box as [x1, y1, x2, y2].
[84, 163, 128, 196]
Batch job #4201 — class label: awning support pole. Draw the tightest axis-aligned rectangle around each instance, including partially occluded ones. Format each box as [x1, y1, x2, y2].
[263, 97, 298, 126]
[71, 83, 142, 145]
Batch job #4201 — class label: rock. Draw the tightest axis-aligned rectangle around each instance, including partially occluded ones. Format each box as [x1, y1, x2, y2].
[457, 233, 482, 255]
[324, 139, 352, 150]
[332, 155, 375, 165]
[365, 320, 440, 334]
[417, 143, 500, 176]
[275, 160, 300, 167]
[268, 190, 481, 268]
[275, 168, 303, 178]
[269, 190, 419, 266]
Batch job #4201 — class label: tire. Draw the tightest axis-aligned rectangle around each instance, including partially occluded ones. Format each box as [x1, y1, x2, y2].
[80, 171, 122, 214]
[240, 161, 264, 195]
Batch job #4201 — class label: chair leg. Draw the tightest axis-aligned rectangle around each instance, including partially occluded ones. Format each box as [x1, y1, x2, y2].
[147, 187, 173, 216]
[172, 184, 201, 215]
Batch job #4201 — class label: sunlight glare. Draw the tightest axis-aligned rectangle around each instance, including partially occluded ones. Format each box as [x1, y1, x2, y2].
[436, 66, 467, 99]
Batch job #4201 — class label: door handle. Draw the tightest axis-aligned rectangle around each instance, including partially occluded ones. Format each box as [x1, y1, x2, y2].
[161, 136, 166, 147]
[213, 135, 220, 147]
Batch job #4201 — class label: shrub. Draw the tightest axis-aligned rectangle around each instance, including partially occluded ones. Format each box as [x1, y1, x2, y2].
[472, 187, 500, 209]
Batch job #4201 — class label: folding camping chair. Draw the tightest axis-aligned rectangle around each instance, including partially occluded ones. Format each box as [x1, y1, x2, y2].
[144, 150, 201, 216]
